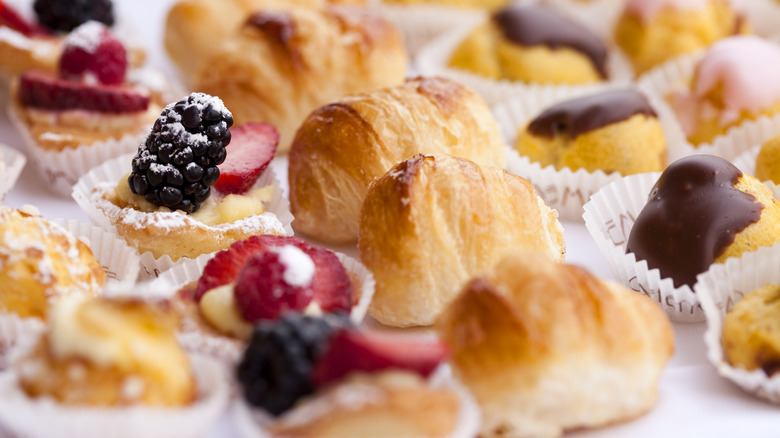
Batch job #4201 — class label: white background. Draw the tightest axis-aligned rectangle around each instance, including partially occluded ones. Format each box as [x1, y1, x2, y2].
[0, 0, 778, 436]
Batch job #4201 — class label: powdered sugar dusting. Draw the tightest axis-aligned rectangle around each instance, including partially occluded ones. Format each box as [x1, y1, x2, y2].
[275, 245, 315, 287]
[64, 21, 107, 53]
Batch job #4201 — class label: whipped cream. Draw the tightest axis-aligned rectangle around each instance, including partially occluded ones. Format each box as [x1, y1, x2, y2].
[276, 245, 315, 287]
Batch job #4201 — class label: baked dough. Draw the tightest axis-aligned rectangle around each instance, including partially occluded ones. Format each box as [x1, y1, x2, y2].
[436, 250, 674, 438]
[359, 154, 564, 327]
[722, 285, 780, 375]
[167, 3, 405, 153]
[382, 0, 510, 9]
[289, 76, 506, 244]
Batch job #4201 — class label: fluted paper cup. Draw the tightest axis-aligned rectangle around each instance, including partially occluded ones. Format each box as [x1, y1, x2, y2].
[0, 144, 26, 200]
[542, 0, 624, 40]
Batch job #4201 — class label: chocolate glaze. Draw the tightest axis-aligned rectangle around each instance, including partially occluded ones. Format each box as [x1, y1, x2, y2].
[626, 155, 763, 288]
[493, 5, 608, 79]
[527, 89, 657, 139]
[247, 11, 296, 47]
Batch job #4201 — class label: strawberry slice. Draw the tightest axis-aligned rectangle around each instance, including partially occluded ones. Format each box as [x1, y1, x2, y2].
[214, 122, 278, 195]
[59, 21, 127, 85]
[311, 329, 448, 387]
[193, 235, 272, 301]
[18, 70, 149, 113]
[0, 1, 49, 36]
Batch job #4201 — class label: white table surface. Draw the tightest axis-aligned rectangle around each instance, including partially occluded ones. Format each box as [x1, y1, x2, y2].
[0, 0, 777, 436]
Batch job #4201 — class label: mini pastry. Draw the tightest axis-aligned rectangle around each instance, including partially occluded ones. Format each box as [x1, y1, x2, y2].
[82, 93, 287, 261]
[667, 36, 780, 146]
[359, 154, 565, 327]
[448, 5, 608, 84]
[167, 4, 406, 153]
[289, 76, 506, 244]
[754, 133, 780, 184]
[626, 155, 780, 288]
[614, 0, 749, 75]
[236, 313, 475, 438]
[514, 89, 667, 174]
[722, 284, 780, 376]
[17, 296, 195, 406]
[0, 206, 104, 319]
[436, 249, 674, 438]
[382, 0, 510, 9]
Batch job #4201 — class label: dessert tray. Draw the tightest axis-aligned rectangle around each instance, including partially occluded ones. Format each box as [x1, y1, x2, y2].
[0, 0, 777, 437]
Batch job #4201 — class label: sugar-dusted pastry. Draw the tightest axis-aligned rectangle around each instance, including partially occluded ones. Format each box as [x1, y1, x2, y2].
[668, 36, 780, 145]
[359, 154, 565, 327]
[18, 296, 195, 406]
[514, 89, 667, 174]
[722, 285, 780, 375]
[754, 133, 780, 184]
[382, 0, 509, 9]
[289, 77, 506, 244]
[0, 206, 104, 319]
[234, 313, 477, 438]
[627, 155, 780, 288]
[448, 5, 608, 84]
[437, 249, 674, 438]
[80, 93, 287, 261]
[615, 0, 748, 75]
[167, 3, 406, 153]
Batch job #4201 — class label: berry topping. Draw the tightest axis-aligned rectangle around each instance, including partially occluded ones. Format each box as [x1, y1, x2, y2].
[18, 69, 149, 112]
[59, 21, 127, 85]
[34, 0, 114, 32]
[128, 93, 233, 213]
[236, 313, 350, 416]
[214, 122, 278, 195]
[193, 235, 353, 314]
[0, 1, 49, 36]
[233, 245, 315, 322]
[311, 329, 448, 388]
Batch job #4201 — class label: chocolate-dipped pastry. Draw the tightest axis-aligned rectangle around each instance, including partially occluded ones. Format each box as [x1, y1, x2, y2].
[626, 155, 772, 288]
[528, 89, 657, 139]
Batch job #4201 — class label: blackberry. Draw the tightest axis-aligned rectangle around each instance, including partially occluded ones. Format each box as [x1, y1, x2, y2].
[128, 93, 233, 213]
[236, 313, 350, 416]
[34, 0, 114, 32]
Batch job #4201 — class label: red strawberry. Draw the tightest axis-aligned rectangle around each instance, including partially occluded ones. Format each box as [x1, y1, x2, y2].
[233, 247, 315, 322]
[214, 122, 278, 195]
[59, 21, 127, 85]
[311, 329, 448, 387]
[0, 1, 49, 36]
[193, 235, 272, 301]
[18, 70, 149, 112]
[305, 245, 352, 313]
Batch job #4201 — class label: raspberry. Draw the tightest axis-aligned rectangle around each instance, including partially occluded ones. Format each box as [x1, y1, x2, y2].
[236, 313, 350, 416]
[34, 0, 113, 32]
[59, 21, 127, 85]
[128, 93, 233, 213]
[18, 70, 148, 112]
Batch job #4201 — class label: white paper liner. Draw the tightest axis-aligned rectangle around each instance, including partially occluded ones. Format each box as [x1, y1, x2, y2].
[494, 86, 687, 221]
[415, 15, 634, 107]
[72, 153, 294, 280]
[230, 365, 480, 438]
[148, 250, 376, 364]
[542, 0, 624, 41]
[695, 243, 780, 404]
[0, 313, 44, 371]
[582, 172, 705, 323]
[0, 144, 26, 201]
[0, 354, 230, 438]
[637, 47, 780, 161]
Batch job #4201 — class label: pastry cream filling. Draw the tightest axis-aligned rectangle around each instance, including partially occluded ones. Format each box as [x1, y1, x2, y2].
[49, 296, 124, 368]
[115, 173, 273, 226]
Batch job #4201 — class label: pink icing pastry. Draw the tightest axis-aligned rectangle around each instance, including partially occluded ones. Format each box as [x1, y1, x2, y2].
[624, 0, 720, 23]
[670, 36, 780, 136]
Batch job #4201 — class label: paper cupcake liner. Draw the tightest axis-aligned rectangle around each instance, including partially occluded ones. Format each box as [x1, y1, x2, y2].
[231, 364, 480, 438]
[582, 172, 705, 323]
[731, 127, 780, 199]
[0, 354, 230, 438]
[695, 243, 780, 404]
[494, 86, 687, 221]
[72, 153, 294, 280]
[0, 144, 26, 201]
[415, 15, 634, 107]
[0, 314, 44, 371]
[542, 0, 624, 41]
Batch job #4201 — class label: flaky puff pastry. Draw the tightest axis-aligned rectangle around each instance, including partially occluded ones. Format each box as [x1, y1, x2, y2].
[181, 5, 405, 154]
[359, 154, 564, 327]
[289, 77, 506, 244]
[436, 250, 674, 438]
[0, 207, 104, 319]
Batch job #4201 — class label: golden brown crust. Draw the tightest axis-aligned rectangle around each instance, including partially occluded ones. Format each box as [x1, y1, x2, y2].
[436, 250, 674, 438]
[722, 285, 780, 375]
[358, 154, 564, 327]
[289, 77, 506, 244]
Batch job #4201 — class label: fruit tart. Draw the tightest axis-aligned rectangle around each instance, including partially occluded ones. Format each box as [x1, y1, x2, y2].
[167, 234, 373, 363]
[9, 20, 164, 195]
[73, 92, 291, 278]
[232, 313, 479, 438]
[0, 296, 229, 438]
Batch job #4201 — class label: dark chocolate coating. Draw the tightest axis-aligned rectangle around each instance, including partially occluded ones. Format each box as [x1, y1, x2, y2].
[527, 89, 657, 139]
[493, 5, 608, 79]
[626, 155, 763, 288]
